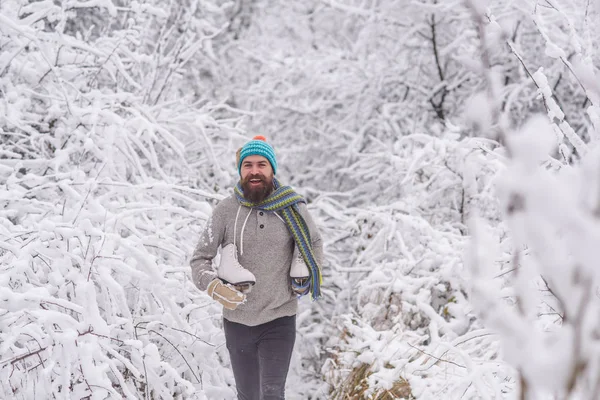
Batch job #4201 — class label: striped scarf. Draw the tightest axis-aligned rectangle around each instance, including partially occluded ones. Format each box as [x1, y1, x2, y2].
[234, 178, 323, 300]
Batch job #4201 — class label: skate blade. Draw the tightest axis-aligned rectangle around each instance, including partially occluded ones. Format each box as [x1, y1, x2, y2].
[222, 280, 255, 287]
[291, 277, 310, 290]
[221, 280, 255, 294]
[291, 277, 310, 283]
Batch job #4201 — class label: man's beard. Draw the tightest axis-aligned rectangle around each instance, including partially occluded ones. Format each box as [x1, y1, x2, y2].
[241, 173, 274, 203]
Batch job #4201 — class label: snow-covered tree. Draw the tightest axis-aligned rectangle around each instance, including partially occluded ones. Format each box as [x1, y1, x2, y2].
[467, 0, 600, 398]
[0, 1, 244, 398]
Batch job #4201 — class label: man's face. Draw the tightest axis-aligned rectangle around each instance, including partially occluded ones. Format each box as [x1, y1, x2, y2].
[240, 155, 274, 203]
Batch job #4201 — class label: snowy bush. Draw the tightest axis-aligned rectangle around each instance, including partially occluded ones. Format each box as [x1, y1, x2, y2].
[319, 133, 506, 399]
[0, 1, 242, 398]
[316, 0, 600, 398]
[466, 0, 600, 398]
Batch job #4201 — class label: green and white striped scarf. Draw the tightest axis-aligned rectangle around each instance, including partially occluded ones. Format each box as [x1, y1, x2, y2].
[235, 178, 323, 300]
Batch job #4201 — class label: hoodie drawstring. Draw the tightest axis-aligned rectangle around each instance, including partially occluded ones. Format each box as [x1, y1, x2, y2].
[233, 205, 242, 255]
[233, 205, 253, 256]
[240, 209, 252, 255]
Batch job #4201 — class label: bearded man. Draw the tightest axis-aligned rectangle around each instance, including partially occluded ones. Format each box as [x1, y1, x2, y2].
[190, 135, 324, 400]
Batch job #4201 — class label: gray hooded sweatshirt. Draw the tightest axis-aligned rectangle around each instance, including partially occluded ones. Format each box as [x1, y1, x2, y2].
[190, 194, 323, 326]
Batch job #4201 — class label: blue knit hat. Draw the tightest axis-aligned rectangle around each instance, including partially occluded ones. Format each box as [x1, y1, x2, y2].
[237, 135, 277, 175]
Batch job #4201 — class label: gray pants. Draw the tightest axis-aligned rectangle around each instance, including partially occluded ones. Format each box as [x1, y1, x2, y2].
[223, 315, 296, 400]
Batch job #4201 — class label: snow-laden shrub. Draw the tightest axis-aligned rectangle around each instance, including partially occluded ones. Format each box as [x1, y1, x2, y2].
[464, 0, 600, 398]
[469, 120, 600, 400]
[0, 165, 232, 399]
[0, 1, 241, 398]
[319, 133, 506, 399]
[319, 0, 600, 397]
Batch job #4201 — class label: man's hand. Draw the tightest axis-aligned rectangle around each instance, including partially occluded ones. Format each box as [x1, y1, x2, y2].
[207, 279, 246, 310]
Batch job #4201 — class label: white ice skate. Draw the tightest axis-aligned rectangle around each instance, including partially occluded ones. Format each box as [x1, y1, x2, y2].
[218, 244, 256, 291]
[290, 246, 310, 295]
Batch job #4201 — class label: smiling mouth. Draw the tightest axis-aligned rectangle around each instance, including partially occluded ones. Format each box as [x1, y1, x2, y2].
[249, 179, 263, 185]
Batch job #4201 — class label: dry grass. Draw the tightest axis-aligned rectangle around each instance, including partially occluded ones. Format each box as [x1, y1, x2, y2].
[329, 362, 414, 400]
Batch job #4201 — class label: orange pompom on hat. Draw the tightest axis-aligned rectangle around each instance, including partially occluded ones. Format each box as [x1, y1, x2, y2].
[237, 135, 277, 175]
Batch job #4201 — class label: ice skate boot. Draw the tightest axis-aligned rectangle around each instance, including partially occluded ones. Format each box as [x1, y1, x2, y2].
[290, 246, 310, 296]
[218, 244, 256, 293]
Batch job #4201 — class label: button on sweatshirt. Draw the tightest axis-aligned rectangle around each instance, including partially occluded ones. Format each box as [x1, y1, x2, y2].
[190, 194, 323, 326]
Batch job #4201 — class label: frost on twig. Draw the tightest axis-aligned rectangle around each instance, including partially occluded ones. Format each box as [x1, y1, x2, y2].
[465, 1, 600, 399]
